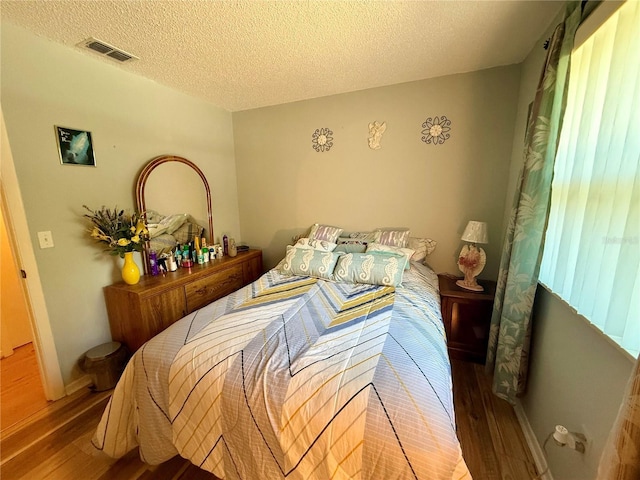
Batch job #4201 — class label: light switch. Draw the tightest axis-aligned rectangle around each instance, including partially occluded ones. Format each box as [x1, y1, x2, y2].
[37, 231, 54, 249]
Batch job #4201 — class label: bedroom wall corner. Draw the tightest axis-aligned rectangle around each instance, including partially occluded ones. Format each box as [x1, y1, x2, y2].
[233, 65, 521, 277]
[0, 20, 241, 387]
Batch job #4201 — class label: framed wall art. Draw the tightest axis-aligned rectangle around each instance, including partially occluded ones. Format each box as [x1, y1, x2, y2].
[55, 126, 96, 166]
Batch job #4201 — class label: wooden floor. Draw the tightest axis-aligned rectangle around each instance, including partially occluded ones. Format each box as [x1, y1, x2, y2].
[0, 358, 538, 479]
[1, 343, 49, 432]
[451, 359, 539, 479]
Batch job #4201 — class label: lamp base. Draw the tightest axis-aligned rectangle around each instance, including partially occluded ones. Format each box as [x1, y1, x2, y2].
[456, 279, 484, 292]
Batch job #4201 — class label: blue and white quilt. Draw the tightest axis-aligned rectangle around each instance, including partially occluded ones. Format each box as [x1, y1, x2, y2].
[93, 262, 471, 479]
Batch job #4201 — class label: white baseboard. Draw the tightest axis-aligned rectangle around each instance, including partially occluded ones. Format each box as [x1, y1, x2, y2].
[514, 400, 554, 480]
[64, 374, 92, 396]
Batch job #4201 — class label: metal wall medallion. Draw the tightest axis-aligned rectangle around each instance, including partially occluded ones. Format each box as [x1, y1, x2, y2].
[421, 116, 451, 146]
[312, 128, 334, 152]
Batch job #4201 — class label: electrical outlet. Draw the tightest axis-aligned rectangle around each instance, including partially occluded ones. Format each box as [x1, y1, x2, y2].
[37, 230, 54, 249]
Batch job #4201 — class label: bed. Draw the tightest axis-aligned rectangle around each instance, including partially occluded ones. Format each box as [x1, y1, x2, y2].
[93, 242, 472, 479]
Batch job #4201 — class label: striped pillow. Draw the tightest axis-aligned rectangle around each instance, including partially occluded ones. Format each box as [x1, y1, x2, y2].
[308, 224, 343, 243]
[373, 229, 410, 248]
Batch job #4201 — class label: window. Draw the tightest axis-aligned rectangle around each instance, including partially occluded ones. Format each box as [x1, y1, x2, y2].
[539, 0, 639, 358]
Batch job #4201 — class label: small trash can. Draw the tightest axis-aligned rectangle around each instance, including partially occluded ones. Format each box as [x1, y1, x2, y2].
[80, 341, 129, 391]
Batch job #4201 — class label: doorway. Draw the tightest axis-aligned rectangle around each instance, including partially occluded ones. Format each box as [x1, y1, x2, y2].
[0, 204, 49, 432]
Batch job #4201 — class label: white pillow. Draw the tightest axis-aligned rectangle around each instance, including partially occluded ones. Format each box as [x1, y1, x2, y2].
[294, 238, 337, 252]
[408, 237, 437, 262]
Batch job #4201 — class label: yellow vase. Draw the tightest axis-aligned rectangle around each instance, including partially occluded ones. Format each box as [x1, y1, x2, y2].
[121, 252, 140, 285]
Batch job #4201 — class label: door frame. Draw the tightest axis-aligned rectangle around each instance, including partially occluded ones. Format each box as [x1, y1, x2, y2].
[1, 108, 65, 401]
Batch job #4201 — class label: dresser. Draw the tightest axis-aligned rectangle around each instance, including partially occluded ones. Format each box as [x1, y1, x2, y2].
[438, 274, 496, 364]
[104, 249, 262, 352]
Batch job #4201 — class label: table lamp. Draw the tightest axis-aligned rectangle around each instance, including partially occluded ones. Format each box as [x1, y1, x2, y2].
[456, 221, 488, 292]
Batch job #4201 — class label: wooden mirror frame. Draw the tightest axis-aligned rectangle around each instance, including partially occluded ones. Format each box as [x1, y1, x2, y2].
[135, 155, 214, 274]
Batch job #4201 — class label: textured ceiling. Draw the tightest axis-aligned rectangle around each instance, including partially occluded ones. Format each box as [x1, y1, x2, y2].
[1, 1, 562, 112]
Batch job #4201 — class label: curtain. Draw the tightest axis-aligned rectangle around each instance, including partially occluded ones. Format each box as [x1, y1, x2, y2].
[539, 0, 640, 359]
[598, 355, 640, 479]
[485, 1, 586, 404]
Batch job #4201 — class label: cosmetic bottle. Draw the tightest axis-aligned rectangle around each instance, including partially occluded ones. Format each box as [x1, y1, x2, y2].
[223, 235, 228, 256]
[182, 244, 192, 268]
[175, 243, 182, 267]
[229, 238, 237, 257]
[149, 250, 159, 276]
[168, 253, 177, 272]
[201, 238, 209, 263]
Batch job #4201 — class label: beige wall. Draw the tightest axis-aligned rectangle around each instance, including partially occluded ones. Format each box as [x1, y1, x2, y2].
[1, 21, 241, 385]
[233, 66, 521, 277]
[525, 287, 633, 479]
[503, 8, 635, 480]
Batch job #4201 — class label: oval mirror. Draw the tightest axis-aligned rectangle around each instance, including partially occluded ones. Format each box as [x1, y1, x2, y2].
[136, 155, 214, 273]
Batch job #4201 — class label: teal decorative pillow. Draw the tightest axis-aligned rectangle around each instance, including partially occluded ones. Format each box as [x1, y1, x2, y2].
[366, 243, 415, 270]
[334, 252, 407, 287]
[334, 243, 367, 254]
[278, 246, 342, 280]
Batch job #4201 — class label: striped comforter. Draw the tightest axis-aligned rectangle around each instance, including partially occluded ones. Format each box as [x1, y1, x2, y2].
[93, 262, 471, 479]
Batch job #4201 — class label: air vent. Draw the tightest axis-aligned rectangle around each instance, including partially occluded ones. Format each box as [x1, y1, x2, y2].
[77, 37, 138, 63]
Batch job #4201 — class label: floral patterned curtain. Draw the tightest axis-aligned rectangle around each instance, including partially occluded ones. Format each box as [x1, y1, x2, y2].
[598, 355, 640, 479]
[485, 1, 586, 404]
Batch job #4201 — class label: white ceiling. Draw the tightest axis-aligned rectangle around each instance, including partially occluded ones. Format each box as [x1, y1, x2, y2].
[1, 1, 563, 112]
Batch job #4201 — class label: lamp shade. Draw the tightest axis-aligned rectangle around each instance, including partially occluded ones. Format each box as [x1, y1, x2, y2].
[461, 221, 488, 244]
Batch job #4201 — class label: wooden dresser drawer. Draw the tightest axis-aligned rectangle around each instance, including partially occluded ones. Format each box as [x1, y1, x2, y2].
[185, 264, 243, 312]
[139, 287, 188, 348]
[105, 249, 263, 352]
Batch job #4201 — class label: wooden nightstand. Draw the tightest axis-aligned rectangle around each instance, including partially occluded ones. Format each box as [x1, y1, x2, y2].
[438, 274, 496, 364]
